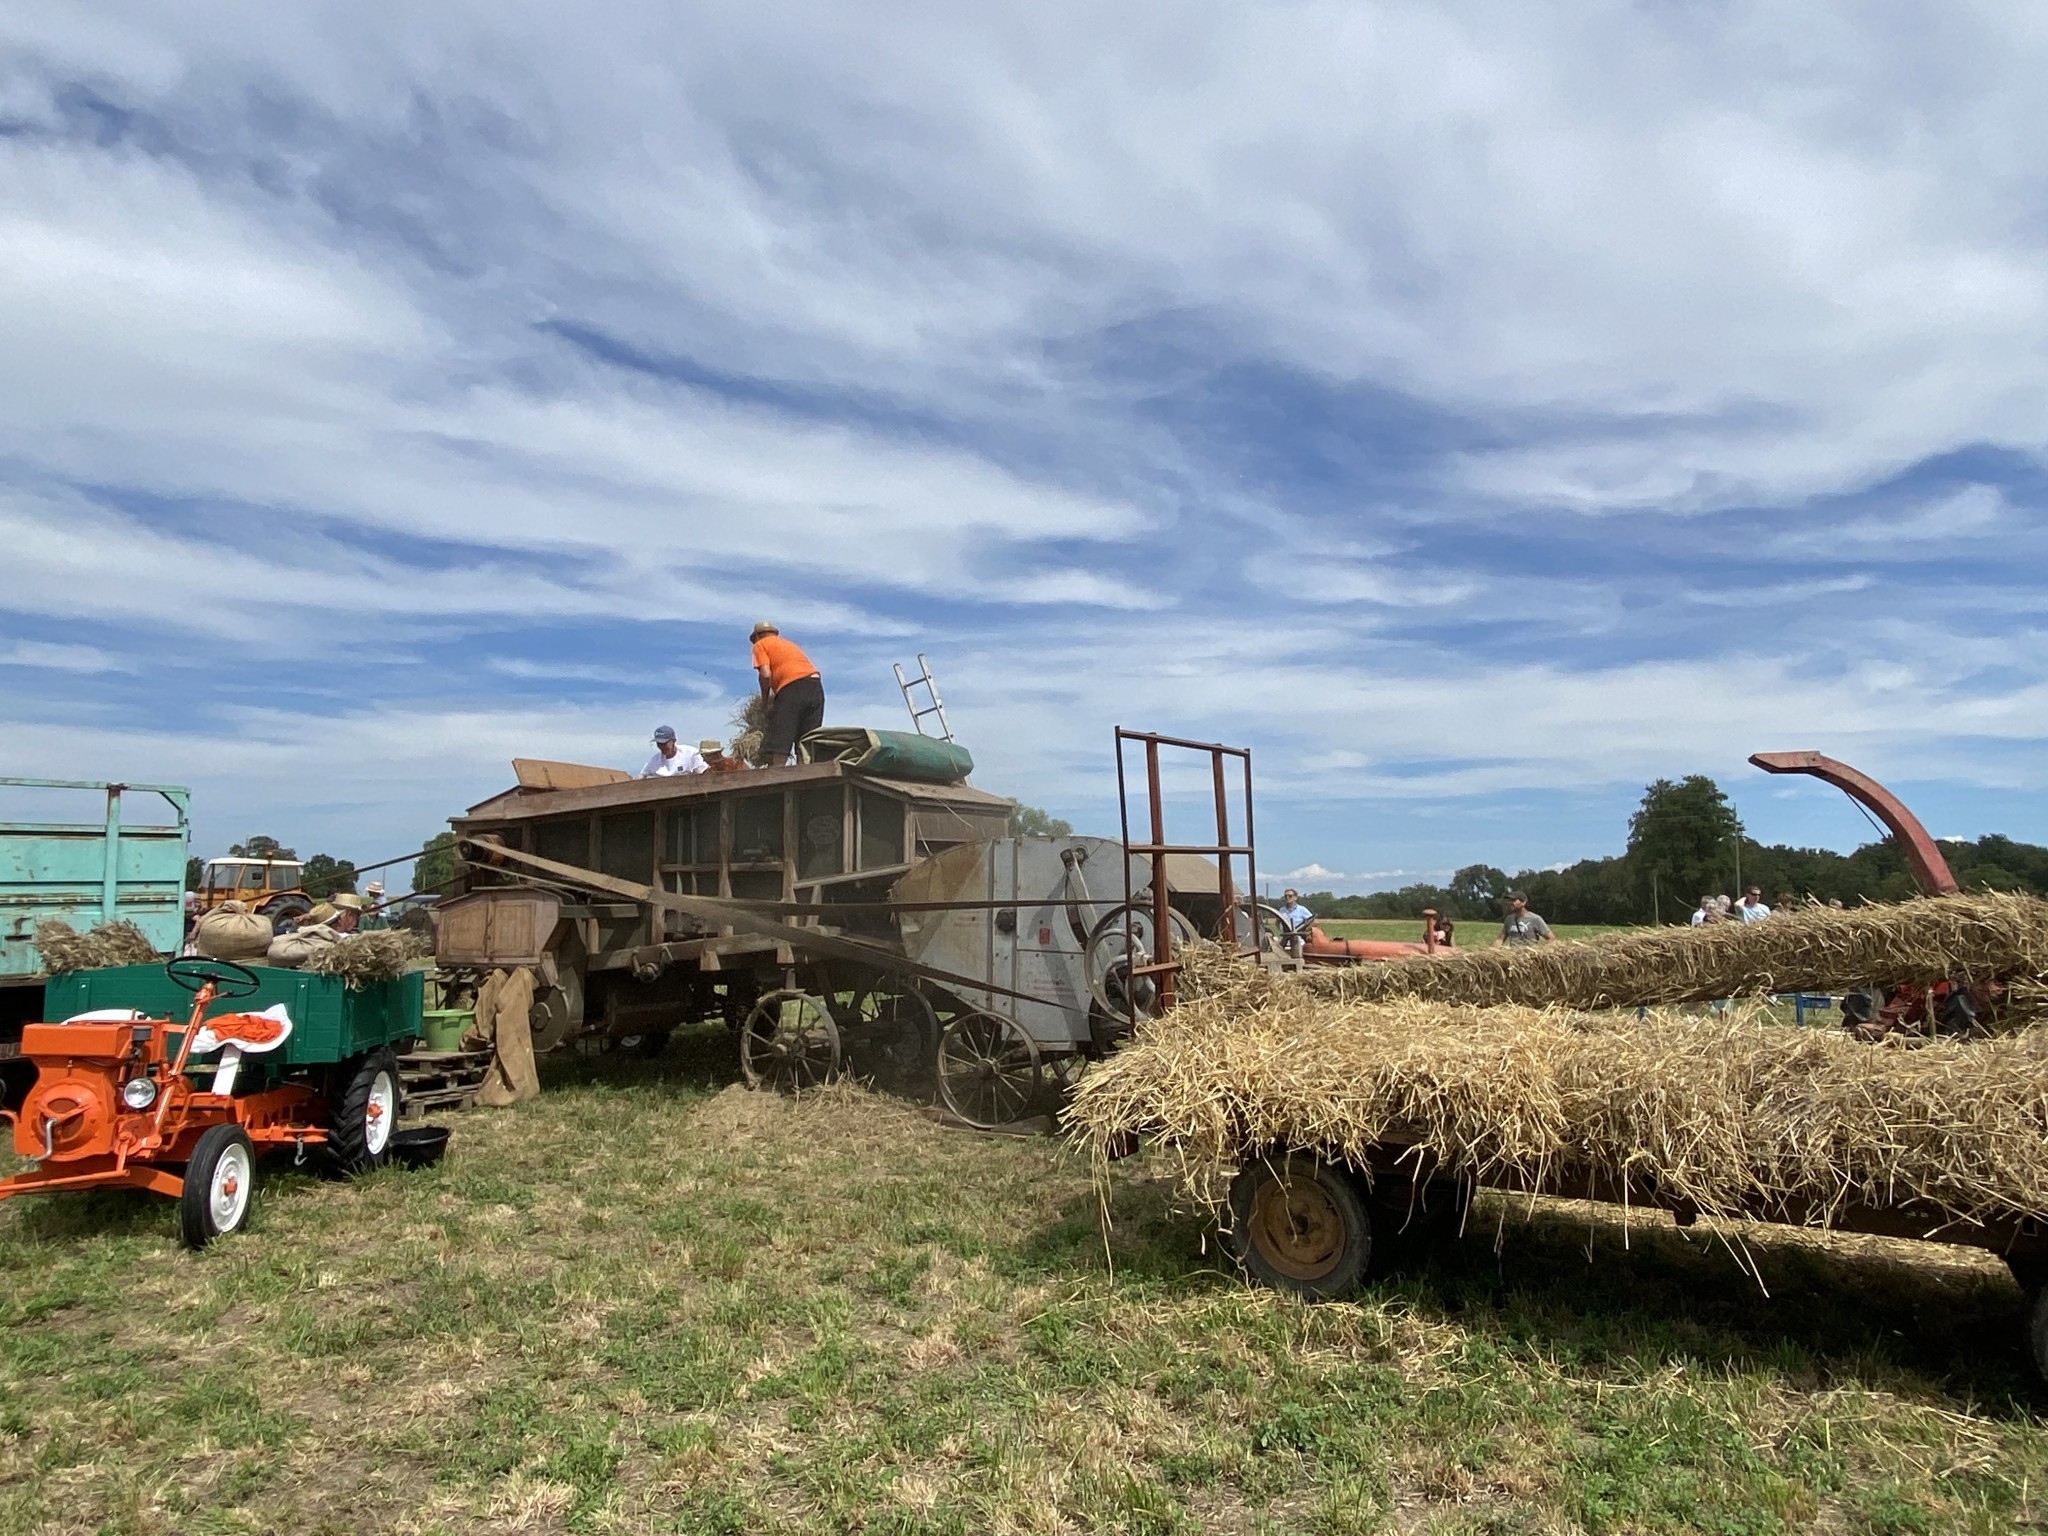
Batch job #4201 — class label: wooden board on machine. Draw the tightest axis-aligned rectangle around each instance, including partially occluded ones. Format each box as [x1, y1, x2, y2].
[513, 758, 633, 790]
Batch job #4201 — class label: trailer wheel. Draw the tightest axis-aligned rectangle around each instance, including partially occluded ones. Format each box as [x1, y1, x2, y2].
[935, 1011, 1042, 1129]
[180, 1124, 256, 1249]
[331, 1050, 400, 1172]
[1229, 1155, 1375, 1299]
[740, 990, 841, 1094]
[2025, 1284, 2048, 1387]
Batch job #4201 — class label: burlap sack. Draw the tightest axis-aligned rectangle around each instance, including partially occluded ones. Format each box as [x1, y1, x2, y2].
[195, 901, 273, 962]
[473, 967, 540, 1107]
[265, 923, 341, 969]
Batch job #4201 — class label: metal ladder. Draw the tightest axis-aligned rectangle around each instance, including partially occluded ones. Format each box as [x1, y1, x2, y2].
[893, 654, 954, 741]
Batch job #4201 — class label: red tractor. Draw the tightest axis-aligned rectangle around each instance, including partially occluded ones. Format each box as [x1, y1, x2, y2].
[0, 957, 410, 1246]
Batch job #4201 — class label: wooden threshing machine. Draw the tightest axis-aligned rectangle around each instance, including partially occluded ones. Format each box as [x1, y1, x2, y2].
[431, 730, 1232, 1127]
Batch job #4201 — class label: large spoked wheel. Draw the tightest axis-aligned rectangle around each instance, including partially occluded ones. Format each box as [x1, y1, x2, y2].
[740, 990, 841, 1094]
[2026, 1283, 2048, 1387]
[1229, 1154, 1376, 1299]
[1084, 904, 1199, 1022]
[846, 980, 939, 1094]
[330, 1050, 400, 1172]
[935, 1011, 1043, 1129]
[180, 1123, 256, 1249]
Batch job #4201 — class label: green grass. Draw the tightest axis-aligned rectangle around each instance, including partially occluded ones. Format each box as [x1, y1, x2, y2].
[1316, 919, 1640, 943]
[2, 1026, 2045, 1533]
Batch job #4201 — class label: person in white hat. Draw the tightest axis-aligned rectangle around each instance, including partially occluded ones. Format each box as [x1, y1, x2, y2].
[639, 725, 707, 778]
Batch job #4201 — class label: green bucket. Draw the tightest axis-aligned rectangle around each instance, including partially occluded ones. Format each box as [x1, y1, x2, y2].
[420, 1008, 473, 1052]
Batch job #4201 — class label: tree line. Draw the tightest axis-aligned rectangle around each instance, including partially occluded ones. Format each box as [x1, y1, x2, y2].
[1291, 775, 2048, 926]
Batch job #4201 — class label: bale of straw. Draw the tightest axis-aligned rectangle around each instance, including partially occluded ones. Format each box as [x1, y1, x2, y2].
[302, 929, 423, 988]
[32, 918, 160, 974]
[1066, 970, 2048, 1230]
[1299, 892, 2048, 1013]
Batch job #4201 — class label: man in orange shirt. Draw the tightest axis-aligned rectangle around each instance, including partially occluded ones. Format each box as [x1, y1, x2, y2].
[750, 620, 825, 765]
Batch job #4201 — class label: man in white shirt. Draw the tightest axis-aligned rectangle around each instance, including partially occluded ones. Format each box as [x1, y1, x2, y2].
[640, 725, 707, 778]
[1690, 895, 1719, 927]
[1276, 888, 1314, 933]
[1738, 886, 1771, 922]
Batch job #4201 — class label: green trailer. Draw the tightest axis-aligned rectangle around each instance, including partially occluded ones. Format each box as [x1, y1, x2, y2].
[44, 964, 424, 1075]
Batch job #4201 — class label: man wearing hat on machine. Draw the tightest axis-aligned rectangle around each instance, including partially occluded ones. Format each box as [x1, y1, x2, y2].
[750, 621, 825, 766]
[640, 726, 708, 778]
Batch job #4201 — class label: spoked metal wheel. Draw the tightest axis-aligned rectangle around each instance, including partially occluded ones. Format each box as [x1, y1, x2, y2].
[845, 980, 938, 1093]
[740, 989, 842, 1094]
[1084, 903, 1198, 1022]
[935, 1010, 1042, 1129]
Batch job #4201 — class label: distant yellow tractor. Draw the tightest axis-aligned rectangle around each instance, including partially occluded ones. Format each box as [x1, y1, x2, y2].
[195, 858, 312, 926]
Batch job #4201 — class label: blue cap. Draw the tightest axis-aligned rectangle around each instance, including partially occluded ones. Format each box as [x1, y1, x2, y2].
[653, 725, 676, 743]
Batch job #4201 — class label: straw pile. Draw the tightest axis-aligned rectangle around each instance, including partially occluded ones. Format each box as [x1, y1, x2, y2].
[730, 694, 769, 764]
[32, 918, 160, 973]
[1067, 966, 2048, 1229]
[302, 929, 424, 988]
[1304, 892, 2048, 1013]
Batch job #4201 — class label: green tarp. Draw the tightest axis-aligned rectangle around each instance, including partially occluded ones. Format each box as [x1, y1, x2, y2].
[799, 728, 974, 783]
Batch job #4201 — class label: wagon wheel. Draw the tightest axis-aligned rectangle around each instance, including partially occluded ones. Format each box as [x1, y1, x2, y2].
[935, 1011, 1043, 1129]
[845, 979, 938, 1094]
[1233, 903, 1301, 956]
[740, 989, 841, 1094]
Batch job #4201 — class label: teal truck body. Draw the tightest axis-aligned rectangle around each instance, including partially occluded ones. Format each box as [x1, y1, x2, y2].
[0, 778, 191, 989]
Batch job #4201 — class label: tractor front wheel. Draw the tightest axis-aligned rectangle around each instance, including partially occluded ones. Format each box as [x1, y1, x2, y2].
[180, 1124, 257, 1249]
[331, 1050, 401, 1172]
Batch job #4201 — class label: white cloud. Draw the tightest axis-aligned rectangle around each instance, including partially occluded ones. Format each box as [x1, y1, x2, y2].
[0, 640, 128, 673]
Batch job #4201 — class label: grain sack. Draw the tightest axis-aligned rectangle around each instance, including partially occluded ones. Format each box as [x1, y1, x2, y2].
[194, 900, 272, 962]
[266, 922, 342, 969]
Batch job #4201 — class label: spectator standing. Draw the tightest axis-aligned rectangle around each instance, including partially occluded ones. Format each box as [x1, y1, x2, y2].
[1497, 891, 1554, 946]
[1690, 894, 1721, 926]
[750, 621, 825, 766]
[1738, 886, 1772, 922]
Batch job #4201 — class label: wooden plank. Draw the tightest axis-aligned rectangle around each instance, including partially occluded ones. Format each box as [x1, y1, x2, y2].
[513, 758, 633, 790]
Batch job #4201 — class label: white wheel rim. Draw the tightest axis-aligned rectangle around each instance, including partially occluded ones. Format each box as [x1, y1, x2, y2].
[211, 1143, 252, 1231]
[365, 1070, 395, 1155]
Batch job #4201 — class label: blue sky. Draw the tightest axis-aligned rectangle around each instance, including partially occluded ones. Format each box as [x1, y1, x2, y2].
[2, 4, 2045, 894]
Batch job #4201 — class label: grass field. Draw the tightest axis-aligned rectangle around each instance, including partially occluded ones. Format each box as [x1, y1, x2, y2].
[4, 1029, 2045, 1535]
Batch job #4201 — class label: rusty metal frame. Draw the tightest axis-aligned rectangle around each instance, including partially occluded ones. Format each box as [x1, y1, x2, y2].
[1114, 728, 1257, 1019]
[1748, 750, 1960, 896]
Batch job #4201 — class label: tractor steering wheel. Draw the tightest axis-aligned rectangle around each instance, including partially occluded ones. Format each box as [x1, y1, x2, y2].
[166, 956, 261, 999]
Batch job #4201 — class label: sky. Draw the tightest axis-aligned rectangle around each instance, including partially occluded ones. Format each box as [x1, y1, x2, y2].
[2, 3, 2045, 894]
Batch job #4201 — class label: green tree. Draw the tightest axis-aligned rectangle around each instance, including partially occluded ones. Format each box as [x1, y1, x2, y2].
[184, 856, 204, 891]
[1008, 804, 1073, 838]
[1625, 776, 1742, 917]
[301, 854, 358, 900]
[228, 835, 296, 860]
[1447, 864, 1509, 913]
[415, 832, 459, 895]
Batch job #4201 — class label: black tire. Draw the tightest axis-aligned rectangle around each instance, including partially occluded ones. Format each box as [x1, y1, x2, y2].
[180, 1123, 257, 1249]
[632, 1029, 672, 1059]
[1229, 1154, 1376, 1299]
[330, 1050, 401, 1172]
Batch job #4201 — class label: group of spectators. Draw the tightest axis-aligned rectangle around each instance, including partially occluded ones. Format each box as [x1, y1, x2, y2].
[1690, 886, 1845, 926]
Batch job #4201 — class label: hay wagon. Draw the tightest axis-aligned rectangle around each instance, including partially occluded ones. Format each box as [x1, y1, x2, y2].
[430, 738, 1218, 1126]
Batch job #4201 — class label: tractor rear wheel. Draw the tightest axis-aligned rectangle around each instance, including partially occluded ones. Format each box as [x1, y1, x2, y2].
[180, 1124, 257, 1249]
[1229, 1154, 1376, 1299]
[330, 1050, 401, 1172]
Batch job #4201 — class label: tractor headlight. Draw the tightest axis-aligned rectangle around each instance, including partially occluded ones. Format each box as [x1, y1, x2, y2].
[121, 1076, 158, 1111]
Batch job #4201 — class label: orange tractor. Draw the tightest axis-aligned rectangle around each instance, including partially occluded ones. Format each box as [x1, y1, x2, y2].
[0, 957, 416, 1246]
